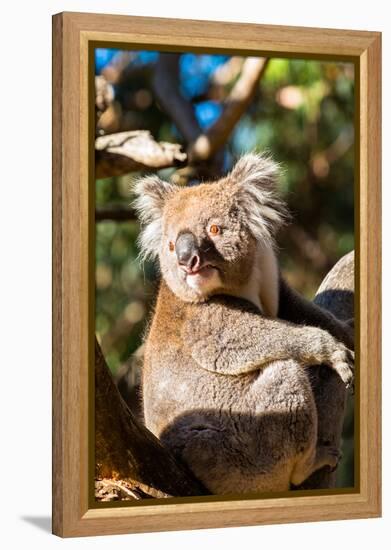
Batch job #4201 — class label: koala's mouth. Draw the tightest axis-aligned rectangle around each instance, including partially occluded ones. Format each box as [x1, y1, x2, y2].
[181, 264, 217, 277]
[185, 264, 216, 277]
[181, 264, 220, 285]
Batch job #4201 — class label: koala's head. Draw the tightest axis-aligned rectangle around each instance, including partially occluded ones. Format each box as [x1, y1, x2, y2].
[133, 153, 287, 303]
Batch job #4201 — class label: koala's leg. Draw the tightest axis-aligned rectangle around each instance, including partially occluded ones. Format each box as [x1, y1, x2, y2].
[160, 409, 294, 494]
[283, 361, 340, 487]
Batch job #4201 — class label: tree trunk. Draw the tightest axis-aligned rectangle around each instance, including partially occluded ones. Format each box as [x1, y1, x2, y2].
[297, 251, 355, 489]
[95, 338, 207, 500]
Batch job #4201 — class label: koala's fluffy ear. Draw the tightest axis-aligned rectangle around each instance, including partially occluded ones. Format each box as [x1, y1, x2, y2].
[132, 175, 176, 261]
[229, 153, 288, 245]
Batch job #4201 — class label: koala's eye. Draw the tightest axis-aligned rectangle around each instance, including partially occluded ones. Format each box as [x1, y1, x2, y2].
[209, 224, 220, 236]
[169, 241, 175, 252]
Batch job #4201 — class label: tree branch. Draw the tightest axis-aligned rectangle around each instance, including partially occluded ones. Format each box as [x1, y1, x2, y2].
[152, 55, 269, 159]
[95, 56, 269, 181]
[315, 251, 354, 321]
[95, 75, 115, 116]
[95, 337, 208, 499]
[152, 53, 202, 144]
[189, 58, 269, 161]
[95, 205, 137, 222]
[95, 130, 187, 179]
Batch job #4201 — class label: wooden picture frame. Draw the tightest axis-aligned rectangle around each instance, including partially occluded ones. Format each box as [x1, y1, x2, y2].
[52, 12, 381, 537]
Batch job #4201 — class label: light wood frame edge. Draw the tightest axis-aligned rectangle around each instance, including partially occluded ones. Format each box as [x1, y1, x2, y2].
[52, 11, 382, 538]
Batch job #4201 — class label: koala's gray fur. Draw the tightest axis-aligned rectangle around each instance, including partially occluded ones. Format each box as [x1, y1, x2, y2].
[133, 153, 354, 494]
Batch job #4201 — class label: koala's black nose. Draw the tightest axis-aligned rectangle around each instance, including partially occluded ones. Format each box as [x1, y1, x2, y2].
[175, 232, 201, 272]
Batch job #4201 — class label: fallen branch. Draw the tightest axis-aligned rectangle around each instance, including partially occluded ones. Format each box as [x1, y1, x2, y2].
[95, 130, 187, 179]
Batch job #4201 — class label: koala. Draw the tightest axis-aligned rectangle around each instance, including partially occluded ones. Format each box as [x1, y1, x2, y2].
[133, 153, 354, 494]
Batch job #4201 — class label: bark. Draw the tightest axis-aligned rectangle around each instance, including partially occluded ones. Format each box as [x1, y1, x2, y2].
[95, 130, 187, 179]
[314, 251, 355, 321]
[95, 338, 207, 499]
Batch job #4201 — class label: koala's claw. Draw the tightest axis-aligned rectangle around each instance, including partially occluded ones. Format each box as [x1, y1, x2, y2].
[327, 447, 343, 472]
[315, 444, 342, 473]
[345, 318, 355, 330]
[331, 346, 355, 392]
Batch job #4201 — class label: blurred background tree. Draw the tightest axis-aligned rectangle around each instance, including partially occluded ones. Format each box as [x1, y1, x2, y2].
[94, 48, 355, 488]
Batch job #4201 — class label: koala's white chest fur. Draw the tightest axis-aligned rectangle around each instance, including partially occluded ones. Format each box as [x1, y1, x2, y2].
[234, 244, 280, 317]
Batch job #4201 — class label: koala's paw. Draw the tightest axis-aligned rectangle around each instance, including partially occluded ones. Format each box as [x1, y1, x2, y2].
[330, 345, 355, 393]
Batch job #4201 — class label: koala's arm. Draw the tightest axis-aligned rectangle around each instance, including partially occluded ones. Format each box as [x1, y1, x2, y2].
[182, 299, 353, 388]
[278, 277, 354, 350]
